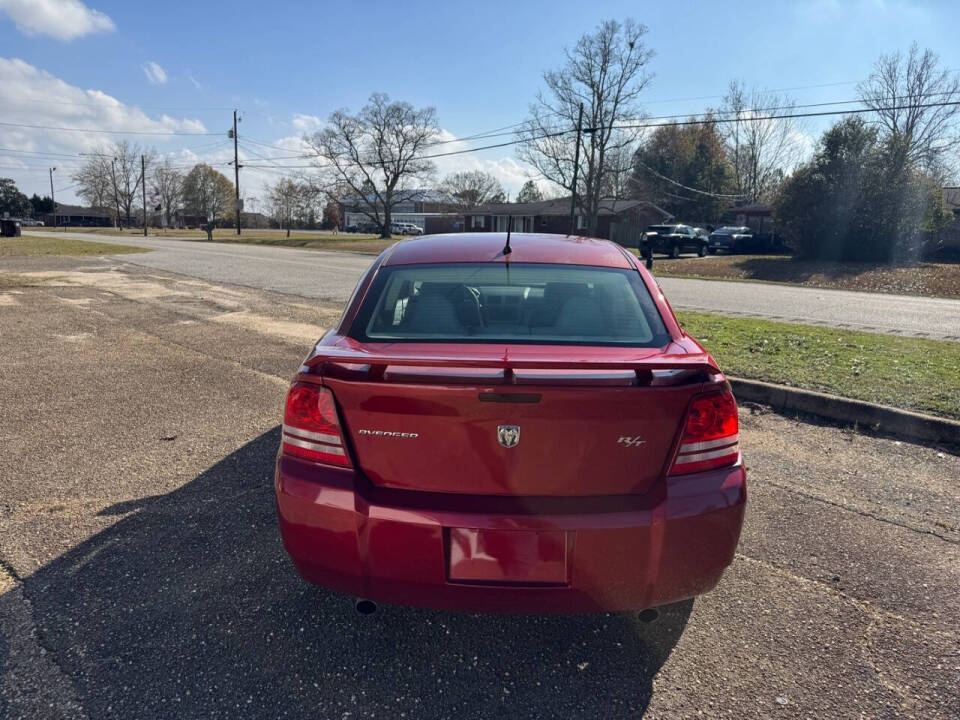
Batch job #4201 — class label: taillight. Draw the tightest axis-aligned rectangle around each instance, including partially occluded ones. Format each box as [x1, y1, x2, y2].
[282, 382, 351, 467]
[669, 390, 740, 475]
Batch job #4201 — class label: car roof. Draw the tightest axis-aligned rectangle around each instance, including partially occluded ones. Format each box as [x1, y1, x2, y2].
[382, 232, 634, 268]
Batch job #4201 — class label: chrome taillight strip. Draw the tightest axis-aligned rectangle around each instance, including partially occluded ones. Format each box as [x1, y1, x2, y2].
[679, 433, 739, 453]
[282, 424, 341, 445]
[282, 435, 346, 457]
[675, 443, 739, 464]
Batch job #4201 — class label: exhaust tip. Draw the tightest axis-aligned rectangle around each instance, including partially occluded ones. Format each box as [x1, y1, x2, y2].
[637, 608, 659, 623]
[355, 598, 377, 616]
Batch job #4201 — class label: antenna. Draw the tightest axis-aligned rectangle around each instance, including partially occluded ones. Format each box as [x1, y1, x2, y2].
[503, 215, 513, 256]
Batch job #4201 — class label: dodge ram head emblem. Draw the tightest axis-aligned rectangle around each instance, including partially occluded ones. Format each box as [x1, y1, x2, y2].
[497, 425, 520, 448]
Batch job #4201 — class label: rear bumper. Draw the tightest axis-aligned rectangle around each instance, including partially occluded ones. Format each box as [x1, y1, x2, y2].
[275, 456, 746, 613]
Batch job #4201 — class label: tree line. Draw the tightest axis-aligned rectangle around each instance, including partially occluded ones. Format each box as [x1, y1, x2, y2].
[0, 178, 53, 219]
[68, 141, 239, 229]
[64, 19, 960, 260]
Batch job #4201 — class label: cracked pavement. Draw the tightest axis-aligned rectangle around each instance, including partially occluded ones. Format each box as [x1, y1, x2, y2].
[0, 254, 958, 718]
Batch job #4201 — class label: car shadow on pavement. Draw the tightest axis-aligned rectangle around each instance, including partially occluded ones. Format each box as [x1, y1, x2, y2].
[19, 428, 691, 719]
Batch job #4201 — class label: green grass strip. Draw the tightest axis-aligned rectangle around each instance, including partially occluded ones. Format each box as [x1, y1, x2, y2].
[0, 236, 146, 257]
[676, 310, 960, 420]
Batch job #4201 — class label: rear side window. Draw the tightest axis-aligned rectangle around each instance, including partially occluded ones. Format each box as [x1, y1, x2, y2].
[349, 263, 670, 347]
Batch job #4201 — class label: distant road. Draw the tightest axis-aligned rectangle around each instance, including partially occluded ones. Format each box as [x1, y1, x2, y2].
[27, 230, 960, 340]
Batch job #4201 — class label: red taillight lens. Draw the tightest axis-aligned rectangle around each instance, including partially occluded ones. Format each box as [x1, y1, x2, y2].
[282, 382, 351, 467]
[669, 390, 740, 475]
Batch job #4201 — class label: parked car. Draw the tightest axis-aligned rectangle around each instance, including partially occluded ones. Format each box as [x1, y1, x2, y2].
[644, 224, 709, 258]
[390, 222, 423, 235]
[275, 232, 747, 614]
[708, 226, 753, 254]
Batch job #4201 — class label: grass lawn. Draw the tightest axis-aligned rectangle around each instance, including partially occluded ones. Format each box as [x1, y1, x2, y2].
[676, 310, 960, 420]
[196, 232, 394, 254]
[0, 235, 146, 257]
[645, 252, 960, 300]
[30, 226, 394, 255]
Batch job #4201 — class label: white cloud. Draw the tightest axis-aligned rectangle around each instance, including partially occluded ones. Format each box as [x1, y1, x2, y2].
[186, 72, 202, 91]
[429, 129, 538, 198]
[0, 58, 209, 200]
[141, 61, 167, 85]
[291, 113, 322, 134]
[0, 0, 114, 40]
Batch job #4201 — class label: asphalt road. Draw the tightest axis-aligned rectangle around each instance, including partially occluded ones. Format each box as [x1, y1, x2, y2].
[26, 230, 960, 340]
[1, 257, 958, 718]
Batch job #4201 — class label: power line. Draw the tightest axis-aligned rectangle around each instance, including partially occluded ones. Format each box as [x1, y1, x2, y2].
[6, 97, 238, 112]
[0, 120, 218, 136]
[631, 161, 745, 199]
[0, 146, 90, 159]
[241, 135, 313, 154]
[422, 89, 960, 149]
[234, 97, 960, 171]
[413, 98, 960, 162]
[608, 98, 960, 133]
[238, 140, 310, 162]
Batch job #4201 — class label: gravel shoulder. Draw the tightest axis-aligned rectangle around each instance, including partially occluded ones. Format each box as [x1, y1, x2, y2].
[1, 256, 957, 719]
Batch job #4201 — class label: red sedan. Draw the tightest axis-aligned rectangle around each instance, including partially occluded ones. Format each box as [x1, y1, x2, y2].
[275, 233, 746, 614]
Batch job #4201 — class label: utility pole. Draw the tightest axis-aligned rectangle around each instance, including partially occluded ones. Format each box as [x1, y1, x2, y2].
[141, 155, 147, 237]
[232, 109, 241, 235]
[110, 158, 120, 229]
[568, 102, 584, 236]
[49, 167, 57, 231]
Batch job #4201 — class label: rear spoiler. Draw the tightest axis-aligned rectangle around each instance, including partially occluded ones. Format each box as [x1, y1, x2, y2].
[303, 346, 719, 374]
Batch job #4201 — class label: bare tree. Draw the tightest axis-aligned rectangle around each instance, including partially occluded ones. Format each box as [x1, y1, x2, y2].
[151, 158, 184, 228]
[72, 152, 112, 211]
[599, 143, 635, 198]
[306, 93, 439, 238]
[266, 177, 301, 237]
[294, 181, 325, 229]
[72, 141, 154, 227]
[112, 141, 153, 227]
[857, 43, 960, 174]
[438, 170, 504, 208]
[719, 81, 804, 201]
[517, 19, 654, 235]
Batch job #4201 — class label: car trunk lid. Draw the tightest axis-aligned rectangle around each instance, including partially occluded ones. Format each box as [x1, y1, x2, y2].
[307, 343, 715, 497]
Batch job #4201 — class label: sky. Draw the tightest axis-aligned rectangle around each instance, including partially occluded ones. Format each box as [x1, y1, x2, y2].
[2, 0, 960, 207]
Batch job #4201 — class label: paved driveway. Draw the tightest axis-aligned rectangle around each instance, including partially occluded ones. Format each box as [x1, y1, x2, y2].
[24, 231, 960, 339]
[1, 260, 957, 718]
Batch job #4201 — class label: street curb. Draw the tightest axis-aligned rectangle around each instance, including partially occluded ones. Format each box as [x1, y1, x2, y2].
[728, 377, 960, 446]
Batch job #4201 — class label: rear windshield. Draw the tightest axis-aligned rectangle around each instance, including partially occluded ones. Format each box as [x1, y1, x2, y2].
[647, 225, 676, 233]
[350, 263, 670, 347]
